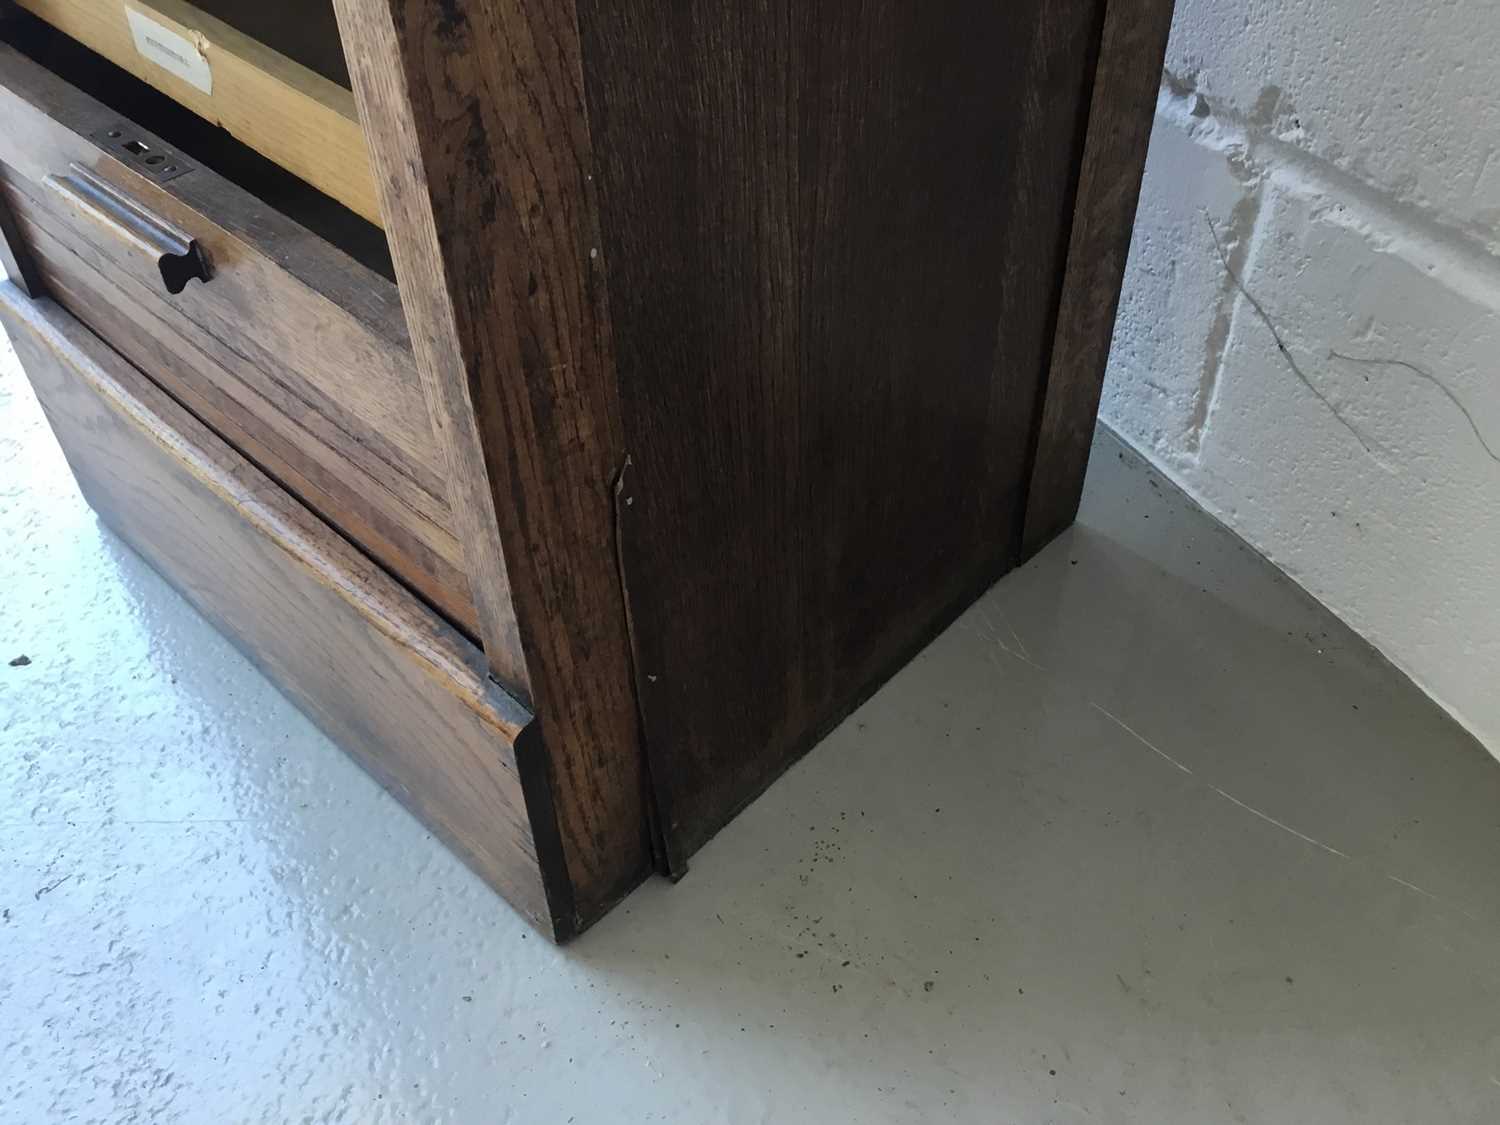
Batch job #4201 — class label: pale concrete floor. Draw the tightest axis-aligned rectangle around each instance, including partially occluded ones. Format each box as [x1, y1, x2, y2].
[3, 329, 1499, 1125]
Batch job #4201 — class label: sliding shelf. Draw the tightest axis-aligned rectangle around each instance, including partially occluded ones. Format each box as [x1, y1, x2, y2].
[11, 0, 379, 226]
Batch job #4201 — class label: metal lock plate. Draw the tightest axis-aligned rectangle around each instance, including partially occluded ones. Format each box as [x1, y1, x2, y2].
[89, 123, 195, 184]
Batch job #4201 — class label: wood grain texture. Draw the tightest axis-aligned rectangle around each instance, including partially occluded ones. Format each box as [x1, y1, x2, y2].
[0, 177, 41, 293]
[9, 203, 476, 628]
[0, 40, 496, 635]
[579, 0, 1106, 858]
[13, 0, 379, 223]
[0, 282, 573, 937]
[333, 0, 650, 925]
[2, 0, 1163, 934]
[1021, 0, 1176, 557]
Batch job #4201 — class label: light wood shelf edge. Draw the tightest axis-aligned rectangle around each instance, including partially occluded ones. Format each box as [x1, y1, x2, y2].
[13, 0, 382, 226]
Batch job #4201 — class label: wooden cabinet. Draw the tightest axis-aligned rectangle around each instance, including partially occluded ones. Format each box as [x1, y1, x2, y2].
[0, 0, 1174, 939]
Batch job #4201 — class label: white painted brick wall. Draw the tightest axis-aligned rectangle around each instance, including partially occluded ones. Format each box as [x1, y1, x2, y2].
[1102, 0, 1500, 751]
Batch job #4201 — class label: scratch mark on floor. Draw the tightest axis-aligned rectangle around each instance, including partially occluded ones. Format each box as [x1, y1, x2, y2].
[1090, 703, 1195, 775]
[1205, 214, 1389, 467]
[1387, 874, 1482, 923]
[1328, 351, 1500, 466]
[996, 644, 1049, 674]
[1388, 874, 1441, 901]
[993, 606, 1033, 662]
[976, 599, 1488, 927]
[969, 605, 1049, 673]
[1210, 786, 1349, 859]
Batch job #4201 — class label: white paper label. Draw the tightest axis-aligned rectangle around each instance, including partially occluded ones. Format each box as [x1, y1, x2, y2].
[126, 7, 213, 95]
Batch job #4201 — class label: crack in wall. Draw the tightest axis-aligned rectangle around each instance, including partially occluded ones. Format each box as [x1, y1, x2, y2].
[1204, 214, 1393, 470]
[1327, 351, 1500, 467]
[1154, 68, 1500, 474]
[1194, 207, 1497, 473]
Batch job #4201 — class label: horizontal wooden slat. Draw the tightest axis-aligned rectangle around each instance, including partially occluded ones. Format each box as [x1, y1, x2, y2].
[12, 0, 380, 224]
[0, 281, 572, 937]
[10, 206, 478, 628]
[192, 0, 351, 87]
[0, 39, 510, 639]
[0, 43, 421, 462]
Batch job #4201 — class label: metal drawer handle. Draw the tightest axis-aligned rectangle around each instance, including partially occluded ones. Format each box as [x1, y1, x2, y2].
[44, 163, 211, 295]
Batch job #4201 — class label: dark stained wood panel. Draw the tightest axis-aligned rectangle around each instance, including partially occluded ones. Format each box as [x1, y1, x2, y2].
[0, 283, 572, 937]
[333, 0, 652, 928]
[1022, 0, 1177, 556]
[578, 0, 1107, 859]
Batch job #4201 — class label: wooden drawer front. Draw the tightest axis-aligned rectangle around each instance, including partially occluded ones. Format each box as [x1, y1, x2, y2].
[0, 282, 567, 937]
[0, 40, 479, 634]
